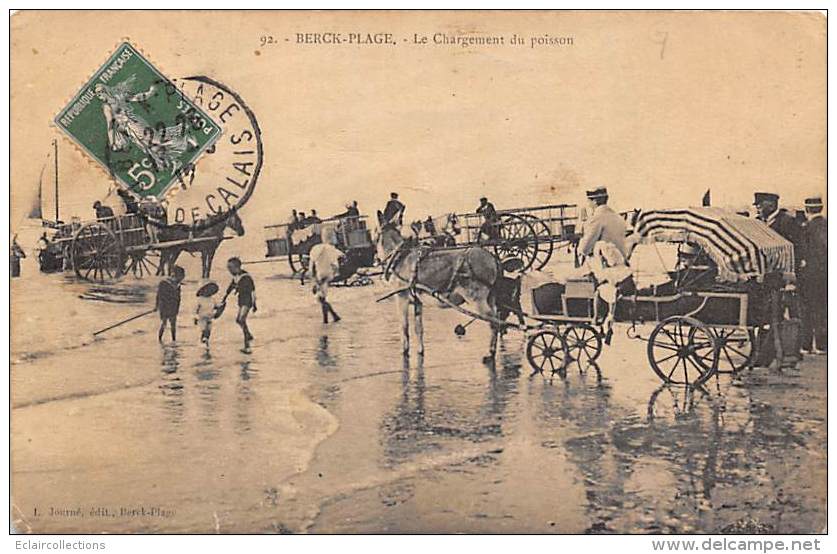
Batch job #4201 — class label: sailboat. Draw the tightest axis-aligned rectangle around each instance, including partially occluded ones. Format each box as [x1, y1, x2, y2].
[30, 139, 61, 227]
[22, 140, 65, 272]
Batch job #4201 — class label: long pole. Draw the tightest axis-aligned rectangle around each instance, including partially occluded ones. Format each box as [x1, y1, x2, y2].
[53, 139, 59, 222]
[92, 309, 155, 337]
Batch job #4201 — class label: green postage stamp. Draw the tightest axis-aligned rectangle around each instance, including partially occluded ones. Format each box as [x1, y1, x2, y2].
[54, 42, 220, 199]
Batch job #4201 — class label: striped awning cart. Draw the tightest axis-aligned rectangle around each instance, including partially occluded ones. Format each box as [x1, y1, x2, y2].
[632, 207, 795, 283]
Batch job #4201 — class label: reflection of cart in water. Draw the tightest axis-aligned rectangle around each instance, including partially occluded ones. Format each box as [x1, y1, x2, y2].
[524, 208, 796, 386]
[264, 215, 376, 283]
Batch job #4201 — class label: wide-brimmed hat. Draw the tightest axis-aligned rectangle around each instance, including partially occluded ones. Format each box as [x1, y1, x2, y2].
[753, 192, 779, 205]
[586, 187, 608, 200]
[197, 282, 219, 297]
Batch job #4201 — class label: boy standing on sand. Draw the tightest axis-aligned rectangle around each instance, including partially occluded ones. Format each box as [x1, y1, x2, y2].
[222, 257, 257, 352]
[155, 265, 185, 343]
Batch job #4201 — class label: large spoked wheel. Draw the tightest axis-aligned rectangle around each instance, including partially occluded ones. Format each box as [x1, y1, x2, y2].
[526, 328, 569, 374]
[691, 327, 756, 374]
[647, 316, 719, 387]
[493, 213, 540, 273]
[288, 250, 310, 275]
[562, 323, 603, 362]
[71, 222, 126, 283]
[518, 213, 554, 270]
[122, 249, 162, 278]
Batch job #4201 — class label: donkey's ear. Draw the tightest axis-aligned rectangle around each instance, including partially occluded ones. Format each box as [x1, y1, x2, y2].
[377, 210, 384, 224]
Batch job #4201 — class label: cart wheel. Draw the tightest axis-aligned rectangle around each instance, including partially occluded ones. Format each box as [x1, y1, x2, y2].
[493, 214, 540, 273]
[71, 222, 126, 283]
[518, 213, 554, 270]
[122, 250, 162, 278]
[647, 316, 719, 386]
[288, 251, 310, 275]
[691, 327, 755, 374]
[526, 329, 568, 374]
[562, 323, 603, 362]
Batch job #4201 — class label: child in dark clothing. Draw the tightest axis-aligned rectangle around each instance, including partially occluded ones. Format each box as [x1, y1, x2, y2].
[222, 257, 257, 352]
[155, 265, 185, 343]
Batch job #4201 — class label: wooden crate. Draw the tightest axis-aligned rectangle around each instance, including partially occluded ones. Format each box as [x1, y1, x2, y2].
[266, 238, 290, 257]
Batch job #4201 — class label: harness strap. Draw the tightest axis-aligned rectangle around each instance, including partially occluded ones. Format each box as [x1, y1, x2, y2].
[408, 246, 431, 301]
[386, 243, 501, 303]
[444, 248, 470, 293]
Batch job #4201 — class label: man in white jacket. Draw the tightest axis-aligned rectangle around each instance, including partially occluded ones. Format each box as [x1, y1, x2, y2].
[577, 187, 628, 260]
[309, 229, 344, 324]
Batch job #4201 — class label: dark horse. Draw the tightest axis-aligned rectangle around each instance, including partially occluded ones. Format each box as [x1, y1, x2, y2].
[156, 209, 245, 278]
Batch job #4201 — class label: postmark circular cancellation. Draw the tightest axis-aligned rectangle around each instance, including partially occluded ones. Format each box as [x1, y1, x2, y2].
[161, 76, 263, 227]
[54, 42, 261, 231]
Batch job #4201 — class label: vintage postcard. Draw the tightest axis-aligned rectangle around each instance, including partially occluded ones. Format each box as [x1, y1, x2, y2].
[8, 10, 826, 536]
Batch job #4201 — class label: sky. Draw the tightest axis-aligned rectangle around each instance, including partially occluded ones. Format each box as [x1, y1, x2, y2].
[11, 11, 826, 250]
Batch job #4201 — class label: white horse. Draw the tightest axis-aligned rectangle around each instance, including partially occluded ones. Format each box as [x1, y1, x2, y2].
[376, 212, 502, 363]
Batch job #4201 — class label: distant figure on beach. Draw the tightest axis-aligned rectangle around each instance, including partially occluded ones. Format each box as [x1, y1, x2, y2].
[476, 197, 500, 243]
[139, 196, 167, 243]
[336, 201, 360, 219]
[800, 196, 827, 354]
[10, 235, 25, 278]
[93, 200, 115, 220]
[194, 281, 221, 347]
[116, 187, 139, 215]
[382, 192, 405, 227]
[155, 265, 185, 343]
[222, 257, 257, 352]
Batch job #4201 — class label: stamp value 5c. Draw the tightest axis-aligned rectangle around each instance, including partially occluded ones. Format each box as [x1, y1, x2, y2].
[54, 42, 221, 200]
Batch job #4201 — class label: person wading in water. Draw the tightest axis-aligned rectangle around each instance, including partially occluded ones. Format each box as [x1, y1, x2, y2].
[155, 265, 185, 343]
[222, 257, 257, 353]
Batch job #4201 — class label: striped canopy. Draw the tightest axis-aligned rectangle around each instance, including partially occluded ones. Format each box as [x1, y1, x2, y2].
[633, 207, 795, 282]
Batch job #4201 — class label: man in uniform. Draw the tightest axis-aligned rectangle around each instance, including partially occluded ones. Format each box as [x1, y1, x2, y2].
[476, 197, 500, 243]
[799, 196, 827, 353]
[577, 186, 627, 259]
[753, 191, 805, 366]
[382, 192, 405, 227]
[754, 192, 802, 248]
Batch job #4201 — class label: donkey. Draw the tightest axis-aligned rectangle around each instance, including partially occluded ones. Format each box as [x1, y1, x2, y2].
[156, 209, 245, 279]
[376, 211, 502, 363]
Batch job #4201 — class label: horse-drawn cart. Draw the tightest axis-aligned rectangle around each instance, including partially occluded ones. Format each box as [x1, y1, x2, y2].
[423, 204, 579, 273]
[264, 215, 377, 281]
[43, 212, 241, 282]
[522, 207, 796, 386]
